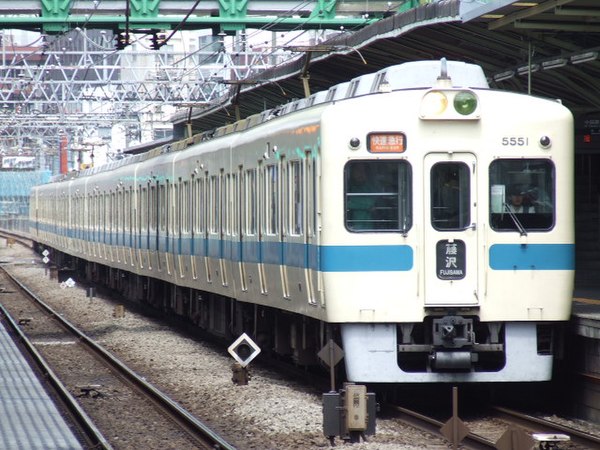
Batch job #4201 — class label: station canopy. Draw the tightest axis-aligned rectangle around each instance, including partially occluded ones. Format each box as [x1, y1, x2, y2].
[172, 0, 600, 135]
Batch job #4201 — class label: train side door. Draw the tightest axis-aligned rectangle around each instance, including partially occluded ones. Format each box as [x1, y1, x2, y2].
[423, 153, 479, 306]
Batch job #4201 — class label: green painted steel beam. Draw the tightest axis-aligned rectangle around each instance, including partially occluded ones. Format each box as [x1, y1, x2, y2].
[0, 15, 378, 33]
[130, 0, 161, 18]
[219, 0, 250, 33]
[40, 0, 74, 33]
[310, 0, 338, 20]
[2, 0, 440, 34]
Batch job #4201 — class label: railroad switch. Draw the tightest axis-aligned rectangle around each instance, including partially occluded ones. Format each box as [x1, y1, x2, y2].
[323, 383, 377, 445]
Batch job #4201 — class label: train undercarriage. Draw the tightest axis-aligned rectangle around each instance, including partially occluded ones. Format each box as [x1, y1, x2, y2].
[47, 249, 330, 372]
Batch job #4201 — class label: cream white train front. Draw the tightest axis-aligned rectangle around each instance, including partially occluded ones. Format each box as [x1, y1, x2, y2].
[30, 60, 575, 383]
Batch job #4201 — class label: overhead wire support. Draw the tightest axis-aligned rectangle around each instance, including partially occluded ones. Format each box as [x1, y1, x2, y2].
[284, 44, 367, 97]
[160, 0, 203, 49]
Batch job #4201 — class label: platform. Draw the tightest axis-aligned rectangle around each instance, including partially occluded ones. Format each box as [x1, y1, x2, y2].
[0, 321, 83, 449]
[569, 289, 600, 424]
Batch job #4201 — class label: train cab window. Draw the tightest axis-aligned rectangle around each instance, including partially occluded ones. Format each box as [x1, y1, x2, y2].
[489, 159, 555, 232]
[345, 160, 412, 232]
[431, 163, 470, 230]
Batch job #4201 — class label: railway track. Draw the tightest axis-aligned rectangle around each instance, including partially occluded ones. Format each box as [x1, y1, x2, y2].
[0, 263, 237, 450]
[3, 232, 600, 449]
[389, 401, 600, 450]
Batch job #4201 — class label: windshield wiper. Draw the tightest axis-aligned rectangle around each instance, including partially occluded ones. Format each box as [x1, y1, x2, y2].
[503, 203, 527, 236]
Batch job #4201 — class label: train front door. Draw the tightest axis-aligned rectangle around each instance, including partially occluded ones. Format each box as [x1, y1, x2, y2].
[423, 153, 479, 306]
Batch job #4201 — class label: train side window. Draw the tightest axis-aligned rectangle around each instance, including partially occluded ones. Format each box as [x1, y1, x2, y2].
[344, 160, 412, 232]
[430, 162, 470, 230]
[489, 159, 555, 232]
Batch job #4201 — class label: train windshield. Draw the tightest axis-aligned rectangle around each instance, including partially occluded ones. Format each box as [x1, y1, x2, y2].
[345, 160, 412, 232]
[489, 159, 555, 232]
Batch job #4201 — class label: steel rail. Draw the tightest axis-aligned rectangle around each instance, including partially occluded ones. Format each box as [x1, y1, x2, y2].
[2, 265, 238, 450]
[493, 405, 600, 449]
[391, 404, 496, 450]
[0, 295, 112, 449]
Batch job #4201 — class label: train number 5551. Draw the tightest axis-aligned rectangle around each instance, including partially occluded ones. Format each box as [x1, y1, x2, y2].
[501, 137, 528, 146]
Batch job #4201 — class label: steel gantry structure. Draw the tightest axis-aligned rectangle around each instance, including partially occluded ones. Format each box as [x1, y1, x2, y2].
[0, 0, 399, 33]
[0, 0, 412, 168]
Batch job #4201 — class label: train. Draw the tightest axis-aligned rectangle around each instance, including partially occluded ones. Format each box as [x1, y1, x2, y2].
[29, 59, 575, 383]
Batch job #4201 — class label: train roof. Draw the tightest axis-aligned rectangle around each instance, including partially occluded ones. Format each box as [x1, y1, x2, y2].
[56, 60, 486, 184]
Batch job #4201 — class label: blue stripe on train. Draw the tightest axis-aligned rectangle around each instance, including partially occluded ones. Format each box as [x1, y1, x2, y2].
[32, 222, 574, 271]
[489, 243, 575, 270]
[320, 245, 413, 272]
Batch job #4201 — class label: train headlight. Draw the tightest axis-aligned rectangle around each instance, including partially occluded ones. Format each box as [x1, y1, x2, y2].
[420, 89, 480, 120]
[420, 91, 448, 117]
[453, 91, 478, 115]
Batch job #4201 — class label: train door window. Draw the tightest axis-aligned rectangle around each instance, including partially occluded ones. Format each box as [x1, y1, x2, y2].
[306, 151, 316, 237]
[110, 192, 116, 236]
[159, 183, 167, 233]
[280, 158, 287, 234]
[150, 184, 157, 233]
[195, 175, 205, 234]
[209, 175, 219, 233]
[125, 188, 131, 235]
[173, 182, 179, 236]
[345, 160, 412, 232]
[140, 186, 146, 233]
[117, 190, 122, 235]
[232, 173, 239, 236]
[246, 169, 257, 235]
[90, 194, 95, 237]
[430, 163, 470, 230]
[190, 176, 196, 236]
[266, 164, 278, 235]
[169, 181, 175, 237]
[489, 159, 555, 231]
[190, 177, 196, 237]
[224, 172, 230, 235]
[100, 193, 106, 244]
[182, 180, 190, 234]
[290, 160, 303, 236]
